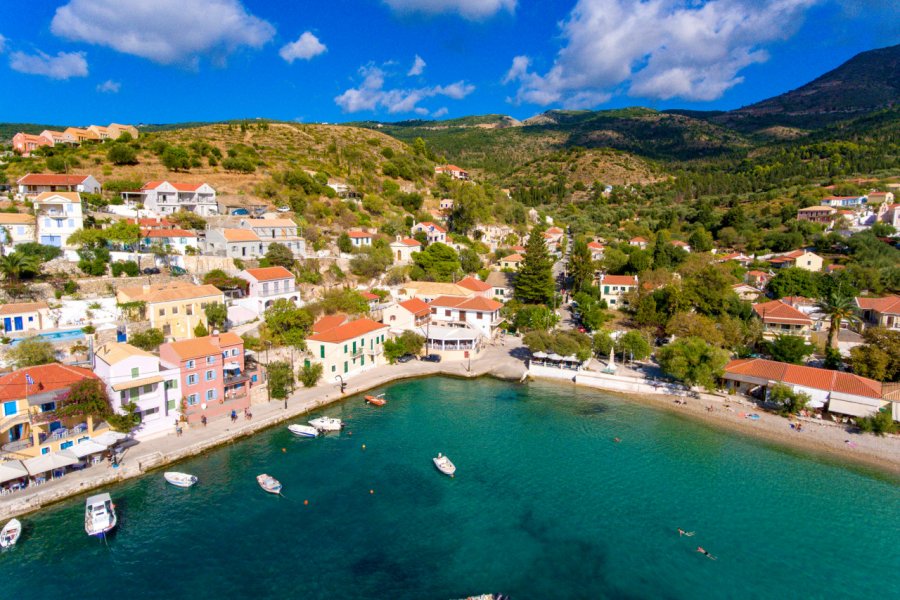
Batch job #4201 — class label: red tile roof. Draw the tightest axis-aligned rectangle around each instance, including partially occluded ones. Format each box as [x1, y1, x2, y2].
[393, 237, 421, 247]
[0, 364, 98, 403]
[347, 230, 372, 238]
[752, 300, 812, 325]
[457, 276, 492, 292]
[312, 314, 348, 334]
[546, 227, 564, 234]
[398, 298, 431, 316]
[17, 173, 92, 185]
[307, 318, 387, 343]
[600, 274, 638, 286]
[502, 253, 524, 262]
[244, 266, 294, 282]
[587, 242, 604, 250]
[428, 295, 502, 311]
[856, 295, 900, 315]
[361, 292, 380, 301]
[142, 228, 196, 238]
[630, 236, 648, 243]
[725, 359, 882, 399]
[416, 221, 447, 233]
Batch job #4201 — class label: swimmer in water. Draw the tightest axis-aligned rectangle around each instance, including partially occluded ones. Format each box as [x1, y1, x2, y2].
[697, 547, 716, 560]
[678, 528, 695, 537]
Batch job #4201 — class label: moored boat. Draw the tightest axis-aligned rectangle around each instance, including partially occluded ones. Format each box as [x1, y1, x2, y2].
[365, 394, 386, 406]
[84, 493, 117, 537]
[257, 474, 282, 495]
[433, 453, 456, 477]
[288, 424, 319, 438]
[309, 416, 343, 432]
[0, 519, 21, 548]
[164, 472, 198, 488]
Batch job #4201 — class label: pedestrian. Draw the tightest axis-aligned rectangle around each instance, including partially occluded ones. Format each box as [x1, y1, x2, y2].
[201, 415, 207, 427]
[176, 426, 182, 437]
[230, 410, 237, 423]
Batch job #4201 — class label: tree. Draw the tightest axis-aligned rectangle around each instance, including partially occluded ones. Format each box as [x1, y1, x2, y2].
[657, 336, 730, 391]
[857, 407, 897, 436]
[193, 322, 209, 337]
[523, 330, 592, 361]
[515, 226, 554, 305]
[337, 233, 353, 253]
[569, 239, 594, 292]
[769, 383, 811, 416]
[263, 242, 296, 269]
[766, 335, 815, 364]
[633, 295, 662, 328]
[56, 379, 111, 421]
[267, 361, 294, 400]
[850, 328, 900, 382]
[383, 331, 425, 363]
[263, 299, 312, 348]
[299, 362, 323, 387]
[129, 328, 165, 351]
[0, 252, 41, 283]
[169, 211, 207, 230]
[161, 146, 191, 171]
[616, 330, 650, 362]
[205, 302, 227, 331]
[688, 227, 714, 252]
[512, 303, 558, 331]
[410, 242, 460, 282]
[768, 268, 820, 299]
[666, 312, 724, 347]
[311, 288, 370, 316]
[107, 143, 138, 165]
[459, 247, 482, 274]
[816, 291, 861, 349]
[6, 337, 57, 367]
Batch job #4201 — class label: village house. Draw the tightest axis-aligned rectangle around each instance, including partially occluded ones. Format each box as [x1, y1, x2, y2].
[485, 271, 515, 302]
[820, 195, 867, 208]
[753, 300, 813, 339]
[457, 276, 493, 299]
[159, 332, 252, 424]
[597, 274, 639, 308]
[797, 206, 837, 224]
[347, 230, 373, 247]
[723, 358, 886, 419]
[0, 213, 36, 250]
[39, 130, 67, 145]
[767, 250, 823, 272]
[745, 270, 773, 289]
[671, 240, 691, 252]
[732, 284, 763, 302]
[880, 203, 900, 227]
[11, 133, 52, 156]
[124, 181, 218, 216]
[62, 127, 100, 144]
[33, 192, 83, 251]
[399, 281, 476, 303]
[499, 253, 524, 271]
[205, 228, 264, 260]
[428, 295, 504, 339]
[305, 316, 389, 380]
[140, 228, 198, 256]
[587, 242, 605, 261]
[106, 123, 139, 139]
[434, 164, 470, 181]
[440, 198, 454, 212]
[716, 252, 753, 267]
[87, 125, 113, 140]
[236, 266, 300, 315]
[126, 217, 174, 230]
[93, 342, 181, 439]
[117, 282, 225, 341]
[240, 219, 305, 256]
[544, 227, 565, 245]
[412, 221, 447, 244]
[0, 364, 111, 461]
[629, 237, 649, 250]
[856, 295, 900, 331]
[867, 191, 895, 209]
[0, 302, 51, 336]
[17, 173, 101, 196]
[390, 236, 422, 265]
[382, 298, 432, 333]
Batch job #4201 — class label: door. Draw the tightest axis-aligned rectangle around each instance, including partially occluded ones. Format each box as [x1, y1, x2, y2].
[3, 317, 10, 332]
[14, 317, 23, 331]
[458, 311, 466, 322]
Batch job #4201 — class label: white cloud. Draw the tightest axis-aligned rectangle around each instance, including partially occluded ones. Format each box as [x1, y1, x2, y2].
[408, 54, 426, 76]
[51, 0, 274, 66]
[97, 79, 121, 93]
[335, 64, 475, 114]
[504, 0, 816, 107]
[432, 107, 449, 118]
[279, 32, 326, 63]
[0, 34, 7, 54]
[382, 0, 515, 19]
[10, 50, 88, 80]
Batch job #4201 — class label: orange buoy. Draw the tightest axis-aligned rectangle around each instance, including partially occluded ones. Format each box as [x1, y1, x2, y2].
[304, 499, 309, 506]
[282, 448, 286, 453]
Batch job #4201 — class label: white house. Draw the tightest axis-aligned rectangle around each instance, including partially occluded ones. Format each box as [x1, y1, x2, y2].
[33, 191, 83, 250]
[597, 274, 638, 307]
[382, 298, 432, 333]
[17, 173, 101, 196]
[205, 228, 265, 259]
[0, 302, 51, 335]
[587, 241, 604, 261]
[93, 342, 181, 439]
[428, 295, 504, 338]
[141, 228, 198, 256]
[485, 271, 515, 302]
[129, 181, 218, 216]
[236, 266, 300, 314]
[390, 236, 422, 265]
[240, 219, 305, 256]
[347, 230, 373, 247]
[0, 213, 36, 250]
[434, 165, 470, 180]
[412, 221, 447, 244]
[305, 316, 390, 380]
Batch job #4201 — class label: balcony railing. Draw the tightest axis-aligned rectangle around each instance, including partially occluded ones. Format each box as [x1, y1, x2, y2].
[1, 438, 33, 453]
[224, 373, 251, 386]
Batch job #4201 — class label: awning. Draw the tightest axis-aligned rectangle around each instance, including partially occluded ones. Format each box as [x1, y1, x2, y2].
[225, 362, 241, 371]
[0, 460, 28, 484]
[93, 431, 128, 447]
[24, 452, 78, 475]
[532, 351, 548, 358]
[60, 440, 107, 458]
[112, 375, 163, 392]
[828, 398, 879, 418]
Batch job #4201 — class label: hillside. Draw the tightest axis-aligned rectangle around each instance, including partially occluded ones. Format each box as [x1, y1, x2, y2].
[507, 147, 664, 189]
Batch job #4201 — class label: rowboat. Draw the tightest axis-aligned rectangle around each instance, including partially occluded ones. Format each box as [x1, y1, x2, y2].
[288, 424, 319, 438]
[164, 472, 198, 488]
[309, 417, 343, 432]
[85, 493, 117, 537]
[433, 453, 456, 477]
[0, 519, 21, 548]
[257, 474, 282, 495]
[365, 394, 386, 406]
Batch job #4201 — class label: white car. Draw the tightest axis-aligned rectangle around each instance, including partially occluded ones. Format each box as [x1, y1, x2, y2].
[276, 205, 290, 213]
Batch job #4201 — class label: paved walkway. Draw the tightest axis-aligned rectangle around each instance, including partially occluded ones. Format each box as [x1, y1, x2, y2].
[0, 338, 528, 521]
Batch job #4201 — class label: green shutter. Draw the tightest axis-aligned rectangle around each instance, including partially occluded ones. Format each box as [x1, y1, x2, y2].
[320, 345, 325, 358]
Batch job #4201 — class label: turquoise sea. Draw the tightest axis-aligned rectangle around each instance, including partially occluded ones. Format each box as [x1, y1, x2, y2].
[1, 377, 898, 599]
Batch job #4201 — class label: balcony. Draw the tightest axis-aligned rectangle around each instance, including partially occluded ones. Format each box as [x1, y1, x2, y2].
[1, 438, 33, 454]
[224, 372, 251, 386]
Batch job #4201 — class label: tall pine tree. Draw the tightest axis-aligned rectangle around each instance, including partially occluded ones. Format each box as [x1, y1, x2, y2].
[569, 238, 594, 293]
[515, 224, 555, 305]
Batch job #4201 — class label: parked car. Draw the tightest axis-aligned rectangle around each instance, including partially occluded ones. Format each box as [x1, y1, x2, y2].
[276, 205, 290, 213]
[421, 354, 442, 363]
[397, 354, 416, 363]
[142, 267, 161, 275]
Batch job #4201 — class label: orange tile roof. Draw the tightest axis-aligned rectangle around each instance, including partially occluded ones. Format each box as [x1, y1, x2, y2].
[243, 266, 293, 282]
[437, 164, 466, 172]
[118, 282, 223, 304]
[457, 276, 492, 292]
[724, 359, 882, 399]
[17, 173, 93, 185]
[221, 228, 261, 242]
[361, 292, 380, 301]
[416, 221, 447, 233]
[630, 236, 648, 242]
[0, 301, 48, 315]
[33, 191, 80, 203]
[143, 228, 196, 238]
[752, 300, 812, 325]
[855, 295, 900, 315]
[502, 253, 524, 262]
[428, 295, 502, 311]
[312, 314, 348, 334]
[0, 213, 35, 224]
[0, 364, 98, 403]
[162, 337, 220, 361]
[398, 298, 431, 316]
[216, 331, 243, 346]
[347, 230, 372, 238]
[249, 219, 297, 228]
[546, 227, 564, 234]
[600, 274, 638, 286]
[307, 318, 387, 343]
[392, 237, 421, 247]
[587, 242, 604, 249]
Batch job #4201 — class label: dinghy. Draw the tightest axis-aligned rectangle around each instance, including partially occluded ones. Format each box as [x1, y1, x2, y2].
[257, 474, 282, 495]
[288, 424, 319, 438]
[164, 472, 198, 488]
[365, 394, 386, 406]
[84, 493, 117, 537]
[0, 519, 21, 548]
[433, 453, 456, 478]
[309, 416, 343, 432]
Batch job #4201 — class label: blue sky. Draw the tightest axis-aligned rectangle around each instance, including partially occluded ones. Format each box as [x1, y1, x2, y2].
[1, 0, 897, 125]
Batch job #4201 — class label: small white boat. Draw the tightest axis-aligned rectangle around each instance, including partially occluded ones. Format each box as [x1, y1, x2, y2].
[288, 424, 319, 438]
[85, 493, 117, 537]
[433, 453, 456, 477]
[164, 472, 198, 488]
[0, 519, 21, 548]
[257, 474, 282, 495]
[309, 416, 343, 432]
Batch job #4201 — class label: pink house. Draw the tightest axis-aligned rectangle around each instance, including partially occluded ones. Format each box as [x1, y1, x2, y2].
[159, 332, 251, 424]
[12, 133, 52, 156]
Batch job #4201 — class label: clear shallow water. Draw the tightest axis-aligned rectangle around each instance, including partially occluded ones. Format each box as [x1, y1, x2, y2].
[1, 377, 898, 599]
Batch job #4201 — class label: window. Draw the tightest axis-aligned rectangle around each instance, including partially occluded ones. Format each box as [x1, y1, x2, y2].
[231, 349, 239, 356]
[165, 379, 178, 390]
[186, 360, 195, 369]
[344, 345, 348, 354]
[129, 388, 139, 401]
[320, 346, 325, 358]
[205, 370, 215, 381]
[206, 389, 216, 401]
[143, 385, 153, 394]
[207, 356, 215, 365]
[131, 367, 139, 378]
[186, 305, 193, 316]
[187, 394, 199, 406]
[68, 219, 74, 228]
[477, 312, 483, 320]
[3, 401, 16, 417]
[172, 306, 178, 315]
[167, 398, 176, 410]
[143, 407, 159, 417]
[187, 374, 198, 385]
[445, 310, 451, 317]
[40, 402, 55, 413]
[159, 308, 166, 317]
[331, 365, 336, 372]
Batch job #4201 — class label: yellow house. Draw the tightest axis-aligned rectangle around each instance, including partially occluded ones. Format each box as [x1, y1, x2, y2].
[499, 253, 524, 271]
[0, 364, 109, 460]
[117, 282, 225, 341]
[305, 316, 390, 380]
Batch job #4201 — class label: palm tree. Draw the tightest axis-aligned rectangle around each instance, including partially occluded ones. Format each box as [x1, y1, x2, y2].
[0, 252, 41, 283]
[816, 291, 861, 349]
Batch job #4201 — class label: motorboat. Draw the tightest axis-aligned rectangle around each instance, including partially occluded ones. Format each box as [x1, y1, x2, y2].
[164, 472, 198, 488]
[433, 453, 456, 477]
[309, 417, 343, 432]
[365, 394, 386, 406]
[288, 424, 319, 438]
[257, 474, 282, 495]
[84, 493, 117, 537]
[0, 519, 21, 548]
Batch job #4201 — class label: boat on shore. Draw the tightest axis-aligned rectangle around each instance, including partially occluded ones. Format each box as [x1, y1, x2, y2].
[288, 424, 319, 438]
[257, 474, 282, 495]
[433, 453, 456, 477]
[309, 416, 343, 432]
[365, 394, 386, 406]
[0, 519, 21, 548]
[84, 493, 117, 537]
[164, 472, 198, 488]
